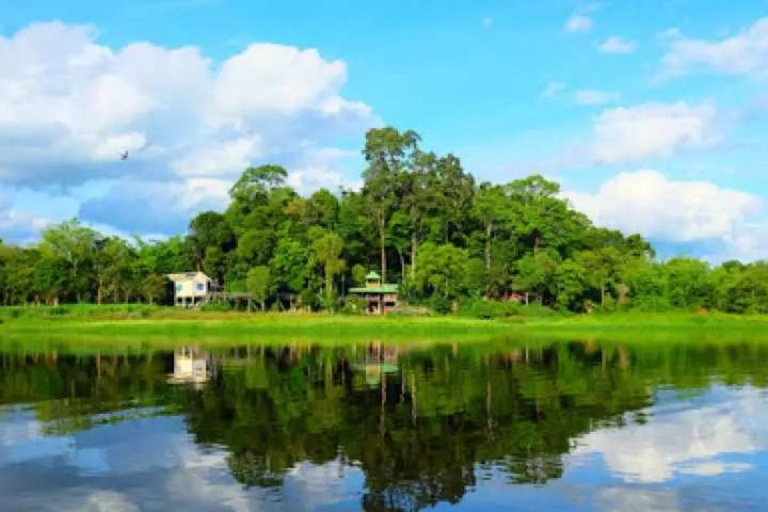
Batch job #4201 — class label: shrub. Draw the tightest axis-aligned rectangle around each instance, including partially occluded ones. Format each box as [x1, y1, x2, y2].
[459, 299, 521, 319]
[386, 305, 431, 317]
[429, 297, 453, 315]
[341, 297, 368, 315]
[201, 302, 232, 312]
[46, 306, 69, 317]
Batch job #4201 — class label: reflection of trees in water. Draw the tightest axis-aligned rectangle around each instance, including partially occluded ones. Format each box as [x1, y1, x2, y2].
[3, 342, 768, 511]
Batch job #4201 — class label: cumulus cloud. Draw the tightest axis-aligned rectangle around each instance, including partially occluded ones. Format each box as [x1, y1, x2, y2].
[565, 14, 593, 33]
[591, 102, 720, 164]
[0, 21, 376, 236]
[598, 36, 637, 54]
[661, 18, 768, 78]
[80, 178, 231, 234]
[571, 386, 767, 484]
[574, 89, 621, 106]
[0, 193, 49, 243]
[566, 170, 768, 261]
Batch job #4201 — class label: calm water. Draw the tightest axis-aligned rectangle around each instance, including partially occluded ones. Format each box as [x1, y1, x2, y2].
[1, 340, 768, 511]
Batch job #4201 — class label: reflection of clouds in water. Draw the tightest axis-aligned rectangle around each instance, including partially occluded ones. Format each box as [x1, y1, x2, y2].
[677, 462, 754, 477]
[0, 408, 359, 511]
[83, 490, 141, 512]
[571, 387, 768, 483]
[596, 487, 680, 512]
[283, 460, 363, 510]
[165, 443, 255, 512]
[0, 408, 73, 467]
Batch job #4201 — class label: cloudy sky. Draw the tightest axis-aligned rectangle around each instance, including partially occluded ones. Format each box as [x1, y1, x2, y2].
[1, 1, 768, 262]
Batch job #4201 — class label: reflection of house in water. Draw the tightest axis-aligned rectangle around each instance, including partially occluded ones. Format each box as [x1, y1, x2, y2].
[167, 347, 216, 387]
[350, 342, 402, 386]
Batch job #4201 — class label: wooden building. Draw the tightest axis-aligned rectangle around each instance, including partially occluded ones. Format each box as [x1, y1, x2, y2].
[348, 271, 399, 314]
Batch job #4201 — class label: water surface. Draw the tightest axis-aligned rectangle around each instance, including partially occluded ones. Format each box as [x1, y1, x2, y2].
[1, 340, 767, 511]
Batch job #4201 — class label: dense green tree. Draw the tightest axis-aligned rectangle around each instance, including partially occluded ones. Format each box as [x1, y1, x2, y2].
[413, 243, 471, 301]
[362, 127, 420, 283]
[246, 266, 272, 310]
[39, 219, 98, 302]
[311, 232, 346, 301]
[2, 126, 766, 314]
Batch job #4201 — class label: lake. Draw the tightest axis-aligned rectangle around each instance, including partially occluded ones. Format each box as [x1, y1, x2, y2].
[1, 339, 767, 511]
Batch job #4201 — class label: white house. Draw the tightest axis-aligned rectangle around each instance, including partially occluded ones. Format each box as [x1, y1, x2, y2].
[166, 271, 212, 307]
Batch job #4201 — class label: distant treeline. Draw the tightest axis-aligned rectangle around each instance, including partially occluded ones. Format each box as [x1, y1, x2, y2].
[1, 127, 767, 314]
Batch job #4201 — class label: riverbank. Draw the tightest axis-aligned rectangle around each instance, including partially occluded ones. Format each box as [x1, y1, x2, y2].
[3, 305, 768, 348]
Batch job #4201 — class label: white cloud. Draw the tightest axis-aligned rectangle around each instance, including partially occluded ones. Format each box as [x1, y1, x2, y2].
[566, 170, 768, 261]
[574, 90, 621, 106]
[213, 43, 348, 117]
[591, 102, 720, 164]
[0, 193, 49, 243]
[79, 178, 232, 234]
[565, 14, 593, 33]
[571, 386, 768, 484]
[285, 145, 359, 194]
[598, 36, 637, 54]
[172, 137, 262, 178]
[0, 21, 376, 236]
[661, 18, 768, 78]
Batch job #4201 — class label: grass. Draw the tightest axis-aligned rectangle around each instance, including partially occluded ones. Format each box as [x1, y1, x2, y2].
[3, 304, 768, 349]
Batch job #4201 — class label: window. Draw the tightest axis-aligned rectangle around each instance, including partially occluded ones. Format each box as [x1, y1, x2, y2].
[196, 283, 205, 292]
[175, 284, 182, 292]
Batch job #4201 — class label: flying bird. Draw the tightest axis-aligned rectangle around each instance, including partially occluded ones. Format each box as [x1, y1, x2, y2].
[120, 151, 129, 161]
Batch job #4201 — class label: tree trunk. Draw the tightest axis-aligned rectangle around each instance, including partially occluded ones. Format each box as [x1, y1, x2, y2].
[379, 212, 387, 283]
[398, 250, 405, 283]
[485, 223, 493, 270]
[410, 233, 417, 280]
[601, 279, 606, 307]
[97, 277, 103, 305]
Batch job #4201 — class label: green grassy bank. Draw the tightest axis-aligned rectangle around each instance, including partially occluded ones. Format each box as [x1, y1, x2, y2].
[3, 304, 768, 348]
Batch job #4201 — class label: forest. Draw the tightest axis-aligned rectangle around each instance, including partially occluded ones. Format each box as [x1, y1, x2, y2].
[1, 127, 767, 314]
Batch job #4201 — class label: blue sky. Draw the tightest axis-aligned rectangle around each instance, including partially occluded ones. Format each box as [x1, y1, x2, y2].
[1, 0, 768, 262]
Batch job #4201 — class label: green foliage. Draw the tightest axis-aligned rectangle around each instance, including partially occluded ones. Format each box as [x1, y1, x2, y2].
[246, 266, 272, 310]
[414, 242, 471, 300]
[459, 298, 521, 319]
[201, 302, 233, 312]
[0, 126, 764, 316]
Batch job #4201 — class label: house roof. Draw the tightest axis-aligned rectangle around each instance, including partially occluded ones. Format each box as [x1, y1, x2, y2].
[166, 271, 211, 282]
[349, 284, 399, 294]
[365, 271, 381, 280]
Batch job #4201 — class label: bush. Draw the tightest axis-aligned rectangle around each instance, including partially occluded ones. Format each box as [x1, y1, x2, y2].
[201, 302, 232, 312]
[385, 305, 432, 317]
[47, 306, 69, 317]
[517, 302, 557, 317]
[459, 299, 521, 319]
[429, 297, 453, 315]
[341, 297, 368, 315]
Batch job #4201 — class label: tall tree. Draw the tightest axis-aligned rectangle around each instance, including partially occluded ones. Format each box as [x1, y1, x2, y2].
[247, 266, 272, 310]
[311, 232, 346, 300]
[40, 219, 97, 302]
[361, 127, 420, 283]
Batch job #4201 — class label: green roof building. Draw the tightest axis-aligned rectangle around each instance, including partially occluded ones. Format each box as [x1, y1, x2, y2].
[349, 270, 400, 314]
